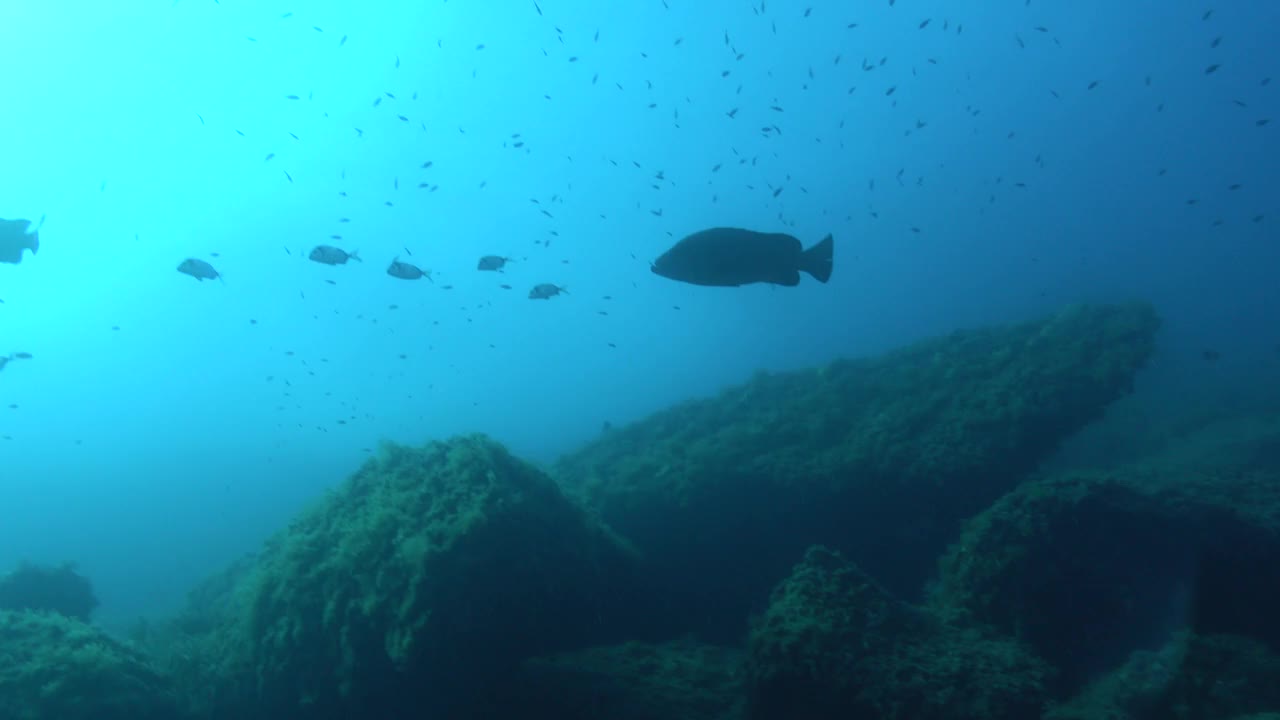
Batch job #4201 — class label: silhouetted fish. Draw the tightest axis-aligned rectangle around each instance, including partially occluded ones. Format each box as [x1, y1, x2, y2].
[477, 255, 512, 271]
[652, 228, 833, 287]
[0, 218, 40, 264]
[178, 258, 222, 282]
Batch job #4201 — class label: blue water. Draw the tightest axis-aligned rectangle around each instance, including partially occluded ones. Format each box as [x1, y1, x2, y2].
[1, 0, 1276, 628]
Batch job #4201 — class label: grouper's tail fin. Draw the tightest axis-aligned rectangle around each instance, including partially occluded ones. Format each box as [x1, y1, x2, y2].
[29, 214, 44, 254]
[801, 233, 833, 283]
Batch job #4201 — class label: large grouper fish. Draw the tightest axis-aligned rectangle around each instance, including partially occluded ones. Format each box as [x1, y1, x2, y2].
[0, 217, 41, 264]
[651, 227, 833, 287]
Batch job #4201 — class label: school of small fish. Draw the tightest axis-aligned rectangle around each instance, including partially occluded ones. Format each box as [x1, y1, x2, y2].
[0, 1, 1274, 441]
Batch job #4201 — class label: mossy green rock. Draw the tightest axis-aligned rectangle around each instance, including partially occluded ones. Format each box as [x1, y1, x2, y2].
[558, 303, 1159, 636]
[931, 414, 1280, 691]
[226, 434, 639, 718]
[745, 547, 1052, 720]
[1045, 633, 1280, 720]
[503, 639, 745, 720]
[0, 610, 185, 720]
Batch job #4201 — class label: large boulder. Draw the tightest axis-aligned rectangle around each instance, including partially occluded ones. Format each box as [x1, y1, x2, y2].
[930, 413, 1280, 691]
[557, 303, 1160, 638]
[501, 638, 745, 720]
[189, 434, 642, 719]
[744, 546, 1053, 720]
[0, 610, 186, 720]
[0, 562, 98, 621]
[1044, 633, 1280, 720]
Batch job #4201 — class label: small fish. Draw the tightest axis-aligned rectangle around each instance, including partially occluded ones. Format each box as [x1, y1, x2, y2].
[387, 258, 431, 281]
[477, 255, 513, 271]
[308, 245, 361, 265]
[178, 258, 222, 282]
[529, 283, 567, 299]
[11, 352, 32, 360]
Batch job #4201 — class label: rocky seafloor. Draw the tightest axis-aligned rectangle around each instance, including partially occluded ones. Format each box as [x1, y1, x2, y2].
[6, 301, 1279, 720]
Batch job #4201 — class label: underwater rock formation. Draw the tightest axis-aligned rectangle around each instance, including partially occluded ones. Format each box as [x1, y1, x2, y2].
[1044, 633, 1280, 720]
[0, 561, 98, 621]
[502, 638, 745, 720]
[556, 302, 1160, 638]
[930, 413, 1280, 692]
[203, 434, 641, 719]
[0, 610, 185, 720]
[744, 546, 1052, 720]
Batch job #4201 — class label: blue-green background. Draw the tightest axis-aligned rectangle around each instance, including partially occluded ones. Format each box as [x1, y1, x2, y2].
[1, 0, 1276, 626]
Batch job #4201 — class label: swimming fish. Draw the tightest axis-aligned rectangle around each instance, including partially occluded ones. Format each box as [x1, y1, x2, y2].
[529, 283, 567, 299]
[651, 228, 834, 287]
[178, 258, 222, 282]
[387, 258, 431, 281]
[0, 218, 40, 264]
[308, 245, 361, 265]
[0, 352, 32, 372]
[477, 255, 513, 271]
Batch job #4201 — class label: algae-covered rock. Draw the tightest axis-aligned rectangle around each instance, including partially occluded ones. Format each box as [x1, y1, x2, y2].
[131, 554, 261, 719]
[557, 302, 1159, 636]
[1044, 633, 1280, 720]
[745, 547, 1052, 720]
[0, 562, 98, 621]
[0, 609, 186, 720]
[930, 414, 1280, 691]
[230, 434, 640, 719]
[504, 638, 745, 720]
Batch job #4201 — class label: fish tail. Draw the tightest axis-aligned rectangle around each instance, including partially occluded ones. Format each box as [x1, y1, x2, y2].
[801, 234, 834, 283]
[350, 250, 362, 262]
[27, 231, 39, 255]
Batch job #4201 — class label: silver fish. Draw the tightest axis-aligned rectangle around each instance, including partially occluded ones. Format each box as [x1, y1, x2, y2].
[309, 245, 361, 265]
[387, 258, 431, 281]
[528, 283, 567, 299]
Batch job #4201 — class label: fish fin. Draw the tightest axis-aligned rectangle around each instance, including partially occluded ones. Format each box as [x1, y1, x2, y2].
[801, 233, 834, 283]
[27, 230, 39, 254]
